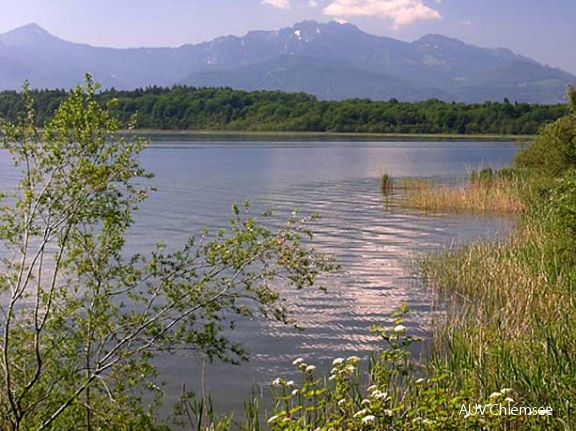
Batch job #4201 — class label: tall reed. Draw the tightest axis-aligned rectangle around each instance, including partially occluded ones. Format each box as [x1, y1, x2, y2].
[420, 205, 576, 425]
[380, 172, 393, 195]
[400, 169, 528, 214]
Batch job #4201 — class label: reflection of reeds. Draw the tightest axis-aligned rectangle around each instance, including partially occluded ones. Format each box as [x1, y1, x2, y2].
[380, 173, 393, 195]
[400, 175, 525, 214]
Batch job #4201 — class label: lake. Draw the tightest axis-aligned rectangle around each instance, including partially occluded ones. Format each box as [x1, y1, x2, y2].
[0, 137, 519, 420]
[128, 137, 518, 419]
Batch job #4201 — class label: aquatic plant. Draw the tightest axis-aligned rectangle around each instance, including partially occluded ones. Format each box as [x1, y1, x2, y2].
[380, 172, 393, 195]
[415, 89, 576, 429]
[400, 173, 526, 213]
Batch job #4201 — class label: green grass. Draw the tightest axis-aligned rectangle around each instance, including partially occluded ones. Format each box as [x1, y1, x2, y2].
[387, 140, 576, 429]
[419, 210, 576, 427]
[409, 160, 576, 428]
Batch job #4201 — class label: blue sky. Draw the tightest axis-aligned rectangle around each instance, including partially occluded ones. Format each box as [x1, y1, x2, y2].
[1, 0, 575, 73]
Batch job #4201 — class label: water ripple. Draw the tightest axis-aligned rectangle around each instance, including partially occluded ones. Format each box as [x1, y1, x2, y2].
[1, 142, 518, 418]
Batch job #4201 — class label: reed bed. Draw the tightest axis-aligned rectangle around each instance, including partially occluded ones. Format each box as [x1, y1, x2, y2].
[401, 163, 576, 425]
[400, 176, 526, 214]
[420, 212, 576, 423]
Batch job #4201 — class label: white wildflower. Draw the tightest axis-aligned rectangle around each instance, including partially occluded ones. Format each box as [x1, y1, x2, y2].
[305, 365, 316, 373]
[332, 357, 344, 366]
[271, 378, 282, 386]
[353, 408, 368, 418]
[505, 397, 514, 403]
[394, 324, 406, 333]
[346, 355, 361, 363]
[489, 391, 502, 399]
[361, 398, 371, 406]
[292, 357, 304, 366]
[362, 415, 376, 425]
[500, 387, 512, 394]
[415, 378, 425, 384]
[373, 390, 388, 401]
[345, 364, 356, 374]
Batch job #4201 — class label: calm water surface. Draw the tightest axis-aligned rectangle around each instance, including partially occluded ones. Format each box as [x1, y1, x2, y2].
[0, 138, 518, 418]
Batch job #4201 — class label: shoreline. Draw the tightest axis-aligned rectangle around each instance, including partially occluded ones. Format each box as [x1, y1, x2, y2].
[0, 129, 534, 141]
[121, 129, 532, 141]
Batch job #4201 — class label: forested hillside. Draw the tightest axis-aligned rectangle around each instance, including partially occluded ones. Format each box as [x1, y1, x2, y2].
[0, 86, 568, 135]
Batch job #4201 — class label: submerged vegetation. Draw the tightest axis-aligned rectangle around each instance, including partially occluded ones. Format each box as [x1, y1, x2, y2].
[0, 86, 568, 135]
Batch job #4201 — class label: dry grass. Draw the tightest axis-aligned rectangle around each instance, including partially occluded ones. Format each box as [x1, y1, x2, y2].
[400, 177, 525, 214]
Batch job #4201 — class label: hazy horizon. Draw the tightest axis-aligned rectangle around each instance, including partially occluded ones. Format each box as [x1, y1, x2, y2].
[0, 0, 574, 74]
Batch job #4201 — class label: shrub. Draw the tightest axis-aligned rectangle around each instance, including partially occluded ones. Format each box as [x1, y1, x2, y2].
[0, 77, 337, 431]
[515, 86, 576, 177]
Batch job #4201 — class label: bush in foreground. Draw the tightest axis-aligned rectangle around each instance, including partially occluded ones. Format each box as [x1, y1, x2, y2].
[187, 307, 557, 430]
[0, 77, 337, 431]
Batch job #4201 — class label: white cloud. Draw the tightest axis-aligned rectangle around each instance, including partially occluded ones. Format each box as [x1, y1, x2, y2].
[323, 0, 441, 28]
[309, 0, 319, 7]
[262, 0, 291, 9]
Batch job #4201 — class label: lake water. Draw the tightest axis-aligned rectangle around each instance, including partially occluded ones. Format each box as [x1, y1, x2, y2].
[129, 137, 518, 419]
[0, 137, 519, 420]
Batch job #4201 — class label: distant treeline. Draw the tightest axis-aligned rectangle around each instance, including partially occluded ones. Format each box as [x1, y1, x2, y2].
[0, 86, 569, 135]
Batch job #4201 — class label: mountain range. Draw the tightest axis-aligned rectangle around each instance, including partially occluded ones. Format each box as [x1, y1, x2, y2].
[0, 21, 574, 103]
